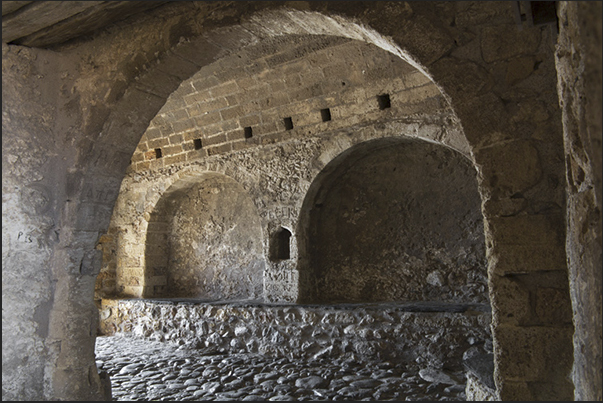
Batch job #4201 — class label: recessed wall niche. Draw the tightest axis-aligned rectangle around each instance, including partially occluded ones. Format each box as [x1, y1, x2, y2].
[144, 173, 265, 301]
[270, 227, 292, 261]
[298, 138, 488, 304]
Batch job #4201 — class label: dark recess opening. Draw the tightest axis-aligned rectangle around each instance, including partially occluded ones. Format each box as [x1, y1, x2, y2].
[377, 94, 391, 110]
[284, 117, 294, 130]
[320, 108, 332, 122]
[530, 1, 558, 26]
[244, 126, 253, 139]
[155, 148, 163, 158]
[193, 139, 203, 150]
[270, 227, 291, 261]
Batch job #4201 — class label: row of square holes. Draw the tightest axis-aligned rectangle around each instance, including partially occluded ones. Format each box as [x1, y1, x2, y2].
[154, 94, 391, 158]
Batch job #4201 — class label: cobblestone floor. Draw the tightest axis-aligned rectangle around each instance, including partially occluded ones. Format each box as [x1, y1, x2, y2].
[96, 335, 467, 401]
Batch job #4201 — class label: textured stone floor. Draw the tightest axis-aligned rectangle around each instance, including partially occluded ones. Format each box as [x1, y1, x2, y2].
[95, 335, 467, 401]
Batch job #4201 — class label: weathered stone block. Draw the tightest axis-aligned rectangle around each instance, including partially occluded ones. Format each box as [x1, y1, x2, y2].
[493, 324, 573, 382]
[194, 97, 228, 114]
[477, 140, 543, 196]
[488, 244, 566, 275]
[491, 212, 562, 243]
[168, 133, 184, 145]
[481, 25, 541, 63]
[534, 287, 573, 326]
[209, 81, 239, 98]
[145, 127, 162, 140]
[202, 133, 226, 147]
[206, 143, 232, 156]
[162, 144, 183, 156]
[163, 153, 186, 166]
[497, 379, 532, 401]
[490, 275, 531, 326]
[193, 111, 222, 127]
[219, 105, 244, 121]
[167, 108, 189, 122]
[171, 119, 194, 134]
[147, 137, 169, 149]
[191, 75, 220, 92]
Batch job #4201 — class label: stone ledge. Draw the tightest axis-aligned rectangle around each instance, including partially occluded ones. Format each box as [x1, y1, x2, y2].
[100, 298, 492, 370]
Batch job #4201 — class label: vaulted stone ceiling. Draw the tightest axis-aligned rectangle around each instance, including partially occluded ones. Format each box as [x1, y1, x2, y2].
[2, 1, 168, 48]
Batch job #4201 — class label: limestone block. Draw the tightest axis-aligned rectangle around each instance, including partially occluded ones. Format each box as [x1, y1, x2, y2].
[496, 379, 532, 401]
[489, 275, 531, 326]
[534, 287, 573, 326]
[171, 119, 194, 134]
[147, 137, 169, 149]
[457, 94, 510, 146]
[488, 243, 566, 276]
[481, 25, 541, 63]
[493, 324, 573, 383]
[476, 140, 542, 197]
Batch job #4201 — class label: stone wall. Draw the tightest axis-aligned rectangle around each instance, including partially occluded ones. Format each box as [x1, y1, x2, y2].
[148, 174, 265, 300]
[2, 44, 64, 402]
[3, 2, 597, 400]
[555, 2, 603, 401]
[300, 139, 486, 304]
[97, 38, 469, 303]
[99, 298, 492, 372]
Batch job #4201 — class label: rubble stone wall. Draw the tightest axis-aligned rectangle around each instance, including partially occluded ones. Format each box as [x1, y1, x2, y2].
[100, 298, 492, 371]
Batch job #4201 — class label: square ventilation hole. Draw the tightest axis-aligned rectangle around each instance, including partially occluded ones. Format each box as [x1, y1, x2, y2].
[193, 139, 202, 150]
[244, 126, 253, 139]
[377, 94, 391, 110]
[320, 108, 332, 122]
[284, 117, 294, 130]
[154, 148, 163, 158]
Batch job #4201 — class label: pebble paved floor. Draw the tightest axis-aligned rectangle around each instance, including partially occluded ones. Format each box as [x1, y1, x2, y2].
[96, 335, 468, 401]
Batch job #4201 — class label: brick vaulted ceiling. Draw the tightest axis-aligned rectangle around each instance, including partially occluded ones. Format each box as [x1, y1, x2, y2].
[2, 1, 169, 48]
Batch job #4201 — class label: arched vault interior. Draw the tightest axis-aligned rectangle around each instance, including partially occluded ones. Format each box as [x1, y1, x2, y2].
[297, 138, 487, 304]
[144, 173, 265, 301]
[2, 2, 587, 401]
[96, 34, 473, 305]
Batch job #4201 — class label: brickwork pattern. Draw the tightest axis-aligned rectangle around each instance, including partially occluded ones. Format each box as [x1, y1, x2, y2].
[129, 37, 440, 173]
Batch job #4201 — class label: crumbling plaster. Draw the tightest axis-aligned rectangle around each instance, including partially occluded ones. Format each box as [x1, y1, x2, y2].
[3, 2, 598, 401]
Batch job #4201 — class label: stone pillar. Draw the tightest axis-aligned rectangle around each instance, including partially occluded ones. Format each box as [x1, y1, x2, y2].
[556, 2, 603, 400]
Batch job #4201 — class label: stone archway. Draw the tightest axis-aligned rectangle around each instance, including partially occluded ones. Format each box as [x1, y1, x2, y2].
[297, 137, 487, 305]
[85, 8, 572, 396]
[1, 3, 575, 400]
[142, 173, 264, 301]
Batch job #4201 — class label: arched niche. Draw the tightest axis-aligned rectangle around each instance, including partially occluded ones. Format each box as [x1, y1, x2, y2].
[270, 227, 292, 262]
[297, 137, 488, 304]
[144, 172, 265, 301]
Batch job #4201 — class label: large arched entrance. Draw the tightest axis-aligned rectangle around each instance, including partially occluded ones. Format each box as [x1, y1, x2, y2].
[0, 3, 574, 400]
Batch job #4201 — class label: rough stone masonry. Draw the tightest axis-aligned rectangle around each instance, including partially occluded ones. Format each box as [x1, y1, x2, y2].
[2, 1, 600, 401]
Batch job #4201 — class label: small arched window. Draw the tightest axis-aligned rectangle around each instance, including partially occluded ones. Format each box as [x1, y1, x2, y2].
[270, 227, 291, 261]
